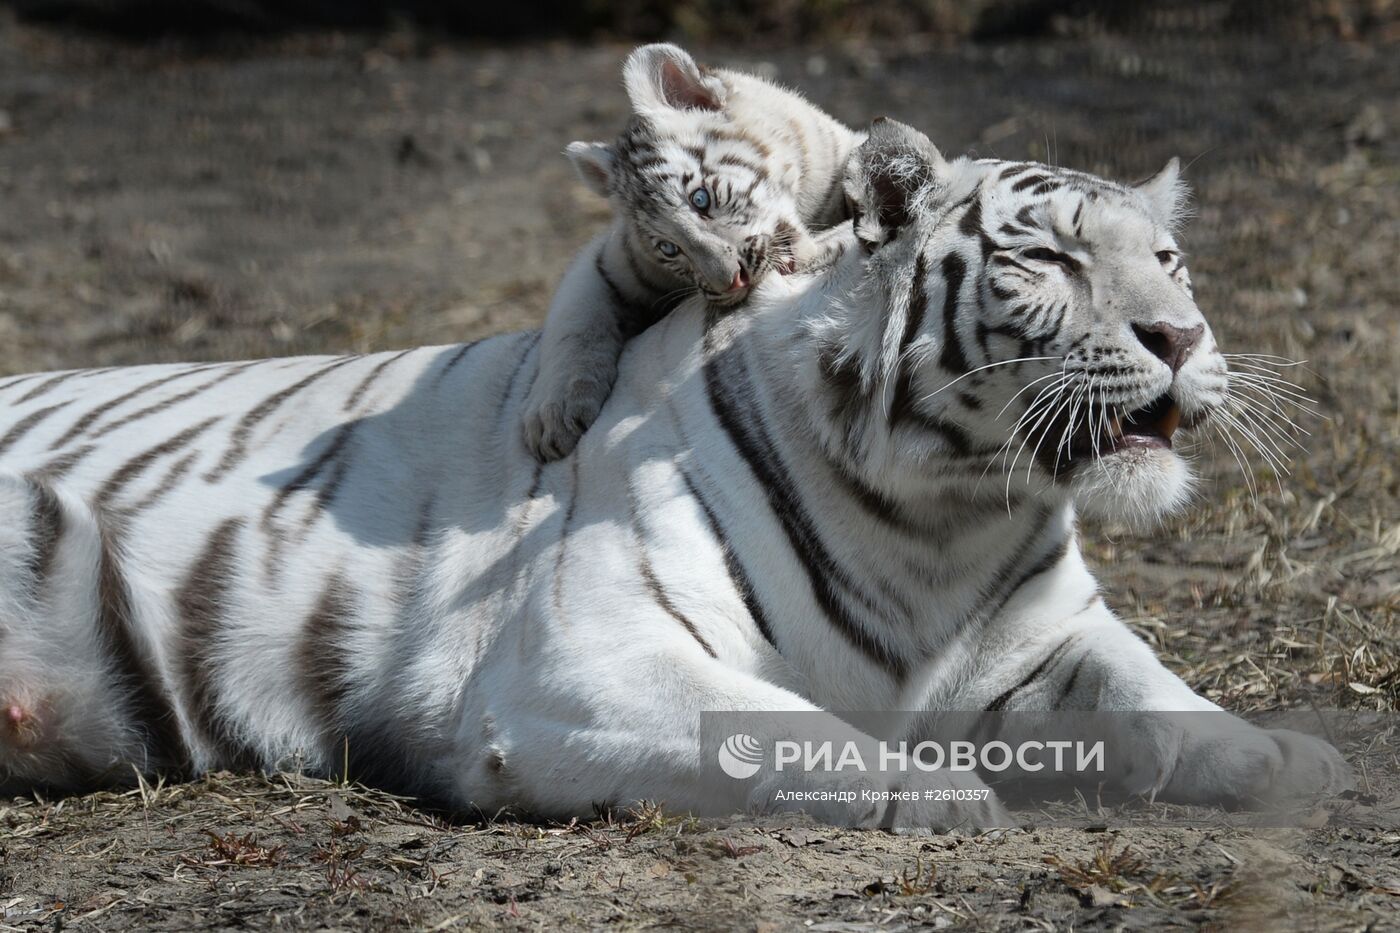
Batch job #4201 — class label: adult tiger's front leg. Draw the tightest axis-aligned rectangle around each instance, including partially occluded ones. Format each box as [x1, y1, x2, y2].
[446, 634, 1009, 831]
[977, 596, 1352, 808]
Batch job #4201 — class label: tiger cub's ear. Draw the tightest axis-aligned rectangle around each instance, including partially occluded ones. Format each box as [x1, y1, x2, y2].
[566, 141, 615, 197]
[623, 43, 727, 114]
[844, 117, 947, 252]
[1134, 157, 1189, 230]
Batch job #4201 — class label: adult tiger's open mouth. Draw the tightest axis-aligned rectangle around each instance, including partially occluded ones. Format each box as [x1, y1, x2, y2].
[1036, 391, 1190, 475]
[1103, 392, 1182, 454]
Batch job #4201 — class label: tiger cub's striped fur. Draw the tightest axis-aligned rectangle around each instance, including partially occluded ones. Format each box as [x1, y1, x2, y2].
[522, 44, 860, 461]
[0, 121, 1347, 825]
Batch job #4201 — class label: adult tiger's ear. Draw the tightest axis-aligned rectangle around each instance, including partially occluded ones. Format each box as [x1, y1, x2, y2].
[1134, 157, 1189, 230]
[844, 117, 947, 252]
[623, 43, 727, 113]
[565, 141, 615, 198]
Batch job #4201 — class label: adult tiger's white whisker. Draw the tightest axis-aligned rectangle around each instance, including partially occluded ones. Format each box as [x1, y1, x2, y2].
[983, 384, 1058, 487]
[1226, 366, 1321, 408]
[995, 370, 1066, 420]
[1213, 417, 1260, 502]
[981, 376, 1069, 507]
[1231, 396, 1312, 465]
[1074, 378, 1092, 465]
[1228, 370, 1318, 405]
[1227, 372, 1322, 418]
[1029, 379, 1083, 484]
[1227, 361, 1316, 390]
[1229, 405, 1294, 474]
[1226, 404, 1295, 470]
[1097, 391, 1114, 459]
[1087, 376, 1103, 460]
[1223, 354, 1315, 385]
[1068, 382, 1094, 480]
[1227, 372, 1321, 434]
[1228, 358, 1311, 376]
[1213, 409, 1273, 474]
[1053, 380, 1087, 463]
[918, 355, 1061, 404]
[997, 382, 1066, 485]
[1229, 386, 1312, 444]
[1215, 408, 1291, 482]
[1223, 353, 1308, 366]
[1001, 375, 1069, 452]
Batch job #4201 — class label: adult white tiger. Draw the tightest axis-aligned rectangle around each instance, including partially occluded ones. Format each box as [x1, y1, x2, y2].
[0, 120, 1348, 827]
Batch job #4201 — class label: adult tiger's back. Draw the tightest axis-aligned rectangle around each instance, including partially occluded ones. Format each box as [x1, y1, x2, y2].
[0, 337, 552, 796]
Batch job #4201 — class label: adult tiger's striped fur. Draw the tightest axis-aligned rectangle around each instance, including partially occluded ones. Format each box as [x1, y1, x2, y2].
[0, 120, 1347, 825]
[522, 44, 860, 461]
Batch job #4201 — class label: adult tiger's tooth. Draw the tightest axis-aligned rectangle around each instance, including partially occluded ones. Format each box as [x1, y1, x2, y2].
[1108, 414, 1123, 438]
[1159, 403, 1182, 440]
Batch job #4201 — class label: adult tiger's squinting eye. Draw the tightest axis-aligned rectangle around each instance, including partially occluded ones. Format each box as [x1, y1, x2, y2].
[1022, 247, 1077, 268]
[657, 241, 681, 258]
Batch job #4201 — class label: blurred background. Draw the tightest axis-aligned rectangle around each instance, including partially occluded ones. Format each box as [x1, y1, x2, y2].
[0, 0, 1392, 369]
[0, 1, 1394, 704]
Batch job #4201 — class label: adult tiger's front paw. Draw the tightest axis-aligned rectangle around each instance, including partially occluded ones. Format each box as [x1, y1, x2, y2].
[888, 771, 1013, 836]
[1121, 715, 1353, 808]
[521, 374, 612, 463]
[1167, 726, 1352, 808]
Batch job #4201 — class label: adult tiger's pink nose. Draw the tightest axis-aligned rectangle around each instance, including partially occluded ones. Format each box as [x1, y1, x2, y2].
[728, 268, 751, 292]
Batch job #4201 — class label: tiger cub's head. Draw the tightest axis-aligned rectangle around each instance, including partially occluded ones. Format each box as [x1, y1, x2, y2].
[829, 119, 1232, 526]
[566, 44, 806, 308]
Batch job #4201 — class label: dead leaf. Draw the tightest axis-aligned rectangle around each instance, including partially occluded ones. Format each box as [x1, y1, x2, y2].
[1371, 878, 1400, 896]
[1087, 885, 1129, 907]
[326, 793, 353, 822]
[775, 829, 828, 848]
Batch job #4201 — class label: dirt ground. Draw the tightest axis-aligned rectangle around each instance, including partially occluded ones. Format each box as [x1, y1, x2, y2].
[0, 15, 1397, 931]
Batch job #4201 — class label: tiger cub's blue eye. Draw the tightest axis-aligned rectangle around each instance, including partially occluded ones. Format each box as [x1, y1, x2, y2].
[689, 187, 711, 211]
[657, 241, 680, 258]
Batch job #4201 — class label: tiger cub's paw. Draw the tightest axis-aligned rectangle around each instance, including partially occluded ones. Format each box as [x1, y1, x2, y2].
[784, 226, 847, 276]
[521, 373, 613, 463]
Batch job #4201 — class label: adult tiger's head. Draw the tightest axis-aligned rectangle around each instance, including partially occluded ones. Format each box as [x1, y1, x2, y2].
[809, 118, 1231, 527]
[565, 44, 807, 307]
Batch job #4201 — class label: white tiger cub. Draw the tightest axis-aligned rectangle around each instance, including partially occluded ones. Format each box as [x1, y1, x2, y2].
[521, 43, 860, 461]
[0, 121, 1348, 827]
